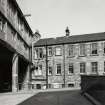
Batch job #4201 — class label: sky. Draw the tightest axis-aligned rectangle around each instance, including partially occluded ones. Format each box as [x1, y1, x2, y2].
[16, 0, 105, 38]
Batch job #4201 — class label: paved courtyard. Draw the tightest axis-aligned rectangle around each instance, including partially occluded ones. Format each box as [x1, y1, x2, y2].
[18, 90, 93, 105]
[0, 92, 37, 105]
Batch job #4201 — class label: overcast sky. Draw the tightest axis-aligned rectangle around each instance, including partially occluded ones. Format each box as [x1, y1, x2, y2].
[16, 0, 105, 38]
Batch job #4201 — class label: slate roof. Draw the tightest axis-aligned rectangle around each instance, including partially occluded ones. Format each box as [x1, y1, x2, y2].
[34, 32, 105, 47]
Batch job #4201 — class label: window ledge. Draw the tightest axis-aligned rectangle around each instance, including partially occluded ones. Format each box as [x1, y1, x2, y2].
[68, 73, 74, 76]
[55, 55, 62, 56]
[78, 55, 86, 57]
[67, 55, 75, 58]
[90, 54, 99, 56]
[34, 58, 44, 60]
[48, 74, 53, 76]
[80, 73, 87, 75]
[55, 74, 62, 76]
[48, 55, 53, 57]
[89, 73, 99, 75]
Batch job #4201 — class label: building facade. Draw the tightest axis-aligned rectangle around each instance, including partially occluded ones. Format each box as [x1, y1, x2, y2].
[32, 28, 105, 89]
[0, 0, 39, 92]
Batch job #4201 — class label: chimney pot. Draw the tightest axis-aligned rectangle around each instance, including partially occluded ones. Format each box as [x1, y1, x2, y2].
[65, 27, 70, 36]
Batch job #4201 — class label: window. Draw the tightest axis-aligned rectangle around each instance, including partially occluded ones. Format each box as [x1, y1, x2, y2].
[36, 84, 41, 89]
[56, 64, 61, 75]
[104, 62, 105, 72]
[39, 48, 43, 58]
[0, 0, 5, 7]
[11, 28, 16, 41]
[34, 48, 38, 59]
[79, 44, 86, 56]
[0, 16, 5, 32]
[55, 47, 62, 56]
[68, 83, 74, 87]
[91, 43, 98, 55]
[104, 42, 105, 54]
[48, 84, 51, 88]
[68, 63, 74, 74]
[91, 62, 98, 73]
[0, 19, 2, 31]
[48, 66, 52, 75]
[34, 48, 43, 59]
[48, 47, 53, 56]
[68, 45, 74, 56]
[34, 65, 42, 76]
[80, 63, 86, 73]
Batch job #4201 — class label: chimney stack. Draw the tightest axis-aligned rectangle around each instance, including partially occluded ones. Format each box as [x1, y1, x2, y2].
[65, 27, 70, 36]
[33, 30, 41, 42]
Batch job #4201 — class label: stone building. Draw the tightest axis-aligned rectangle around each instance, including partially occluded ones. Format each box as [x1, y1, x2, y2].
[0, 0, 39, 92]
[32, 27, 105, 89]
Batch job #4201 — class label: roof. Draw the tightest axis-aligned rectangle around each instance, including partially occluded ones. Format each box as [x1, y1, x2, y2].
[12, 0, 33, 35]
[34, 32, 105, 47]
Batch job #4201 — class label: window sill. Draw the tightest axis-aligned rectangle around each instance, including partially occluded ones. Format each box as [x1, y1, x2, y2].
[34, 58, 44, 60]
[89, 73, 99, 75]
[55, 74, 62, 76]
[90, 54, 99, 56]
[55, 55, 62, 56]
[68, 73, 74, 76]
[48, 55, 53, 57]
[78, 55, 86, 57]
[67, 55, 75, 58]
[80, 73, 87, 75]
[48, 75, 53, 76]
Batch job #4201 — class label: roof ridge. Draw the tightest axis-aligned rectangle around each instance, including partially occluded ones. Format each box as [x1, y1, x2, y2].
[34, 32, 105, 46]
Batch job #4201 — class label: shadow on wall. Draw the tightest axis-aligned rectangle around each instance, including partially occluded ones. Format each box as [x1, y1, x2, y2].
[81, 75, 105, 104]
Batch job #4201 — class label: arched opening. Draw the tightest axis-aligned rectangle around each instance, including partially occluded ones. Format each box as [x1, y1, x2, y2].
[18, 57, 29, 91]
[0, 43, 13, 92]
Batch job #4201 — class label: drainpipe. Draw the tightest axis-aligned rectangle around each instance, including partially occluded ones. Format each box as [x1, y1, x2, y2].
[45, 44, 48, 89]
[63, 44, 66, 87]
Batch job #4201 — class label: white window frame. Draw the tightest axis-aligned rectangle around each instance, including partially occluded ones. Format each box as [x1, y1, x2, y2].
[34, 64, 42, 76]
[91, 43, 98, 55]
[79, 44, 86, 56]
[48, 47, 53, 56]
[68, 45, 74, 57]
[55, 47, 62, 56]
[80, 62, 86, 74]
[91, 62, 98, 73]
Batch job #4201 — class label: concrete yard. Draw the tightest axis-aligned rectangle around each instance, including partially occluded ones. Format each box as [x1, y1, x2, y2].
[18, 90, 93, 105]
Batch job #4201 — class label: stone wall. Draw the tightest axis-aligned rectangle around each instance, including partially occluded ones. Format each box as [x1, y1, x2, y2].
[32, 41, 105, 89]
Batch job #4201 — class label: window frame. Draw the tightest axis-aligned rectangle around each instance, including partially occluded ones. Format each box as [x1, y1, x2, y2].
[48, 47, 53, 56]
[68, 45, 74, 57]
[68, 63, 74, 74]
[104, 61, 105, 72]
[80, 62, 86, 74]
[79, 44, 86, 56]
[56, 64, 61, 75]
[34, 64, 43, 76]
[48, 65, 53, 75]
[91, 62, 98, 74]
[103, 42, 105, 54]
[91, 43, 98, 55]
[55, 47, 62, 56]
